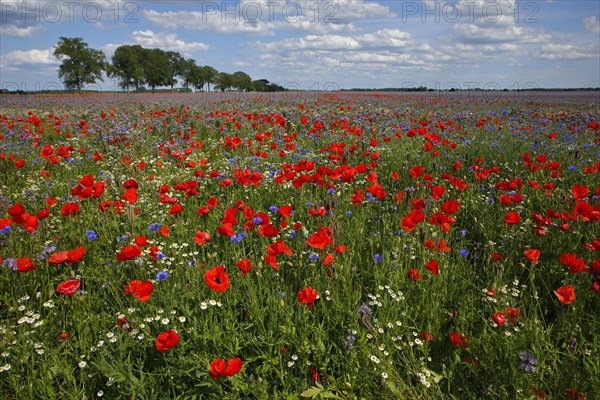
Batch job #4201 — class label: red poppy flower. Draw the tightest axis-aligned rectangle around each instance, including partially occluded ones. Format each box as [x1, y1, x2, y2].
[571, 185, 589, 201]
[123, 179, 138, 189]
[401, 215, 418, 232]
[7, 203, 25, 217]
[61, 202, 79, 216]
[236, 259, 252, 273]
[306, 227, 333, 250]
[17, 257, 38, 272]
[278, 205, 293, 218]
[298, 287, 318, 309]
[441, 199, 460, 214]
[135, 236, 149, 246]
[207, 197, 218, 209]
[78, 174, 94, 187]
[155, 330, 179, 352]
[431, 185, 445, 200]
[560, 253, 586, 273]
[122, 188, 138, 204]
[410, 165, 423, 178]
[169, 203, 183, 215]
[159, 226, 169, 237]
[408, 268, 420, 282]
[49, 251, 70, 265]
[115, 245, 142, 261]
[194, 230, 211, 246]
[56, 279, 80, 296]
[257, 224, 280, 237]
[124, 280, 153, 302]
[334, 245, 348, 254]
[491, 312, 506, 326]
[265, 240, 292, 270]
[216, 223, 235, 237]
[322, 253, 335, 266]
[504, 307, 520, 324]
[310, 367, 322, 382]
[554, 285, 575, 304]
[424, 260, 439, 275]
[504, 211, 521, 224]
[204, 265, 230, 292]
[69, 247, 86, 262]
[524, 249, 540, 265]
[36, 208, 50, 219]
[448, 331, 468, 348]
[209, 358, 243, 380]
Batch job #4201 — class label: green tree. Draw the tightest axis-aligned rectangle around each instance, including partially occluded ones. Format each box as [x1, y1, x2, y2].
[53, 37, 106, 93]
[109, 45, 144, 92]
[232, 71, 252, 92]
[202, 66, 218, 92]
[215, 72, 233, 92]
[179, 59, 197, 90]
[141, 48, 171, 93]
[252, 79, 269, 92]
[166, 51, 185, 92]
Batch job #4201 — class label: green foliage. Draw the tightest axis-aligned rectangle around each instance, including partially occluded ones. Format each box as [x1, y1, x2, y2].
[53, 37, 106, 92]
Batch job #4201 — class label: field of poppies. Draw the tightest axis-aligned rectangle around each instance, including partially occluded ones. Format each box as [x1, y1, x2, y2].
[0, 91, 599, 399]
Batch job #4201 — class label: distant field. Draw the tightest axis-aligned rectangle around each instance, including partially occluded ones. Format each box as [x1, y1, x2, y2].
[2, 90, 599, 108]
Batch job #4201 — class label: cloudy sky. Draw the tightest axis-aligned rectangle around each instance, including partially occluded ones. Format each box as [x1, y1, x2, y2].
[1, 0, 599, 91]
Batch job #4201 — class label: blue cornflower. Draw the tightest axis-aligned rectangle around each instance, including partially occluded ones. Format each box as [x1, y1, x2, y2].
[346, 211, 352, 217]
[344, 335, 356, 350]
[0, 226, 11, 234]
[148, 223, 161, 233]
[308, 253, 319, 262]
[43, 245, 57, 254]
[357, 304, 372, 316]
[519, 352, 537, 373]
[156, 271, 169, 281]
[459, 249, 470, 257]
[373, 254, 383, 263]
[85, 230, 97, 241]
[116, 234, 129, 243]
[230, 233, 247, 244]
[2, 258, 17, 270]
[155, 252, 165, 260]
[269, 206, 278, 213]
[252, 216, 263, 224]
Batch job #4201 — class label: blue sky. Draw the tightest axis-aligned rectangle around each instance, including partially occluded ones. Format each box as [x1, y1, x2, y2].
[1, 0, 599, 90]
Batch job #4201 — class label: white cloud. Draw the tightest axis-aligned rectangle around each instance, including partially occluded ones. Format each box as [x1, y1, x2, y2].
[255, 29, 420, 52]
[142, 1, 393, 34]
[143, 9, 272, 34]
[0, 47, 59, 66]
[537, 43, 599, 60]
[260, 34, 360, 51]
[0, 24, 43, 38]
[583, 16, 600, 34]
[321, 0, 396, 21]
[131, 30, 210, 54]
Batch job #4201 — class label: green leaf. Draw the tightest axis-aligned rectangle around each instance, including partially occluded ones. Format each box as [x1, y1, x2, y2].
[300, 387, 323, 398]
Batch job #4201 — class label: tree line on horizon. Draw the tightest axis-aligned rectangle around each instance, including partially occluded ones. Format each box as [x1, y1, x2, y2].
[52, 37, 286, 93]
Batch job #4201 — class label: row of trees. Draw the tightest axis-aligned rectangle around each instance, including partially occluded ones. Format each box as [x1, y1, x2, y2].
[53, 37, 286, 93]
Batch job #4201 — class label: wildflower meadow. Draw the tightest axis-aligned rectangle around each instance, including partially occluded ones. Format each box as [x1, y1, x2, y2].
[0, 91, 599, 399]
